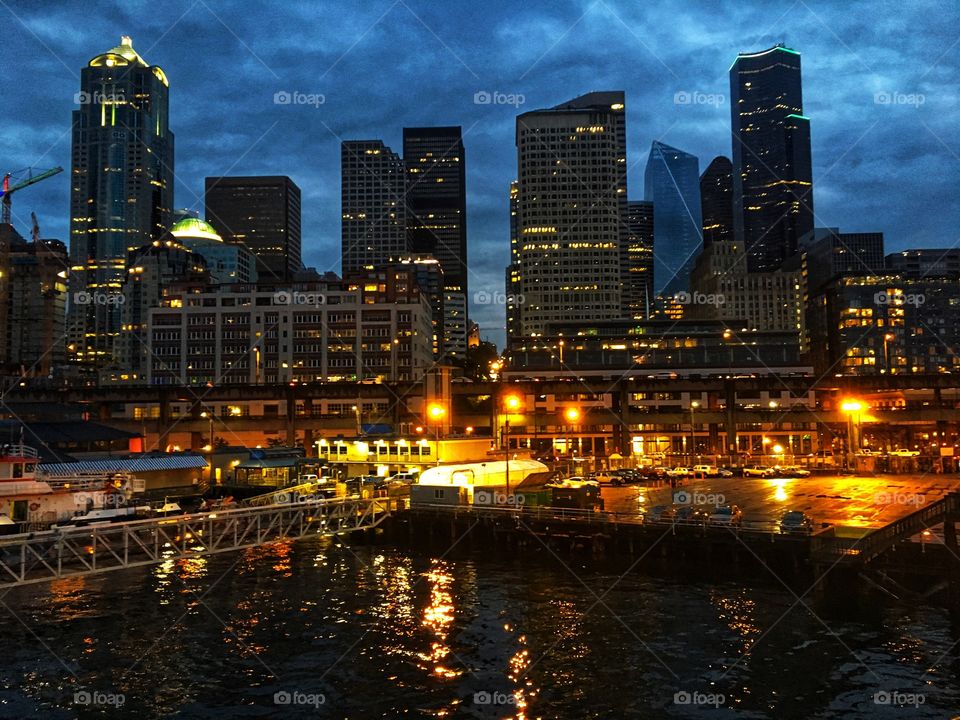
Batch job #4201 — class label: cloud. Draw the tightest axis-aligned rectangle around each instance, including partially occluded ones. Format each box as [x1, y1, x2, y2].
[0, 0, 957, 350]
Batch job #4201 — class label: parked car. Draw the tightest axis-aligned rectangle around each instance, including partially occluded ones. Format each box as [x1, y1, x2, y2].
[667, 467, 692, 478]
[647, 504, 677, 523]
[675, 505, 710, 526]
[709, 505, 743, 527]
[592, 473, 624, 486]
[692, 464, 719, 476]
[744, 465, 775, 478]
[780, 510, 814, 534]
[717, 468, 734, 478]
[780, 466, 811, 478]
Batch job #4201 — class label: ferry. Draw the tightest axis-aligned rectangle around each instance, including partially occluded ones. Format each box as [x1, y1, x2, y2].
[0, 444, 145, 531]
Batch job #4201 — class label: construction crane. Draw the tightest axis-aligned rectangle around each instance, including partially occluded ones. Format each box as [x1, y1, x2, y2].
[0, 166, 63, 225]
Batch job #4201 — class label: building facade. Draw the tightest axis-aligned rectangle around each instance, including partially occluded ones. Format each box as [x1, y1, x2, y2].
[623, 200, 654, 319]
[730, 45, 813, 272]
[644, 141, 702, 296]
[6, 232, 68, 376]
[510, 91, 627, 346]
[700, 156, 733, 247]
[204, 176, 302, 282]
[170, 216, 258, 284]
[341, 140, 408, 274]
[147, 272, 433, 386]
[68, 36, 174, 370]
[403, 126, 468, 360]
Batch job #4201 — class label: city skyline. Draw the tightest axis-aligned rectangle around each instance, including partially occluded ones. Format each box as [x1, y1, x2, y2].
[1, 1, 957, 348]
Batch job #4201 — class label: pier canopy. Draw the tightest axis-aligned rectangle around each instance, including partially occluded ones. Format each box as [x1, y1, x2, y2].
[418, 460, 548, 488]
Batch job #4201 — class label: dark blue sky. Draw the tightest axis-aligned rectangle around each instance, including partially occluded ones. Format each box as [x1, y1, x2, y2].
[2, 0, 958, 346]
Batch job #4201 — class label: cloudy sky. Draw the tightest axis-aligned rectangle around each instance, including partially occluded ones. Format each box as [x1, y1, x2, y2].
[2, 0, 957, 346]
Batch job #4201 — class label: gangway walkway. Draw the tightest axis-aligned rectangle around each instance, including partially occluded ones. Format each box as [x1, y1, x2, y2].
[0, 496, 391, 588]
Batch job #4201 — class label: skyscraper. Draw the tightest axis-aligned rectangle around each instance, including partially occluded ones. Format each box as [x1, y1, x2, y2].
[644, 141, 702, 296]
[699, 156, 733, 246]
[341, 140, 408, 274]
[505, 180, 522, 341]
[730, 44, 813, 272]
[510, 91, 627, 345]
[623, 200, 654, 318]
[403, 126, 468, 360]
[204, 176, 302, 281]
[68, 36, 173, 369]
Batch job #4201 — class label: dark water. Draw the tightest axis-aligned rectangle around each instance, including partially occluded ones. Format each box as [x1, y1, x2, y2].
[0, 537, 958, 719]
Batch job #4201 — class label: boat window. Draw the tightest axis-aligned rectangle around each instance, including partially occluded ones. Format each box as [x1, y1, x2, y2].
[25, 464, 35, 474]
[12, 463, 22, 479]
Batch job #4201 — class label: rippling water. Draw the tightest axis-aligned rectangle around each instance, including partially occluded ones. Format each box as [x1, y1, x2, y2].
[0, 537, 958, 719]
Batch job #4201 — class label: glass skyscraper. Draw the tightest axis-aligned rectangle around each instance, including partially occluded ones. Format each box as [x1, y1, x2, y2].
[644, 141, 702, 296]
[730, 44, 813, 272]
[68, 36, 173, 369]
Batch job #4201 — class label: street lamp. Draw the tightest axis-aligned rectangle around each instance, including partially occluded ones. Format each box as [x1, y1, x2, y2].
[426, 403, 446, 465]
[564, 407, 580, 473]
[200, 410, 215, 486]
[690, 400, 700, 464]
[841, 399, 864, 469]
[502, 394, 523, 502]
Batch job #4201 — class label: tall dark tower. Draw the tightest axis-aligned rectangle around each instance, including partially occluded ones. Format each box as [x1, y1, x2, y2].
[68, 36, 173, 370]
[204, 175, 302, 281]
[699, 156, 733, 247]
[623, 200, 654, 318]
[403, 127, 468, 360]
[730, 44, 813, 272]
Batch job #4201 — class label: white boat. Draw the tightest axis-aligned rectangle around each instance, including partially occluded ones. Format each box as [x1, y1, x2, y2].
[0, 444, 144, 529]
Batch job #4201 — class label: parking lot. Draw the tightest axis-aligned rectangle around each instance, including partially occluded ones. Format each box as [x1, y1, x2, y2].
[599, 473, 960, 531]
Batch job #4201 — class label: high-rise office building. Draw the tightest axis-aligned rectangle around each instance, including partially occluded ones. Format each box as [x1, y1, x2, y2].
[623, 200, 654, 318]
[169, 216, 258, 284]
[341, 140, 408, 275]
[803, 228, 885, 294]
[644, 141, 702, 296]
[67, 36, 174, 369]
[403, 126, 468, 360]
[204, 176, 302, 281]
[510, 91, 627, 345]
[5, 228, 68, 376]
[730, 44, 813, 272]
[505, 180, 522, 341]
[700, 156, 733, 246]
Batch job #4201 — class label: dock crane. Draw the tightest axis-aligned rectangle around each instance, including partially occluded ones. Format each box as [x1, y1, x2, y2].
[0, 166, 63, 224]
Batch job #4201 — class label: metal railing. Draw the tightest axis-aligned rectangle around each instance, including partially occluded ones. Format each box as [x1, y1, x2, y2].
[0, 495, 391, 588]
[812, 492, 960, 564]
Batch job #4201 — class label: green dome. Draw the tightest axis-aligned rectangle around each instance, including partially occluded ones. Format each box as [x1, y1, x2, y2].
[170, 217, 222, 242]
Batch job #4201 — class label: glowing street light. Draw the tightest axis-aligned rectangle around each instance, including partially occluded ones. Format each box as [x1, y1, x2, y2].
[841, 399, 864, 469]
[564, 407, 581, 423]
[428, 403, 446, 420]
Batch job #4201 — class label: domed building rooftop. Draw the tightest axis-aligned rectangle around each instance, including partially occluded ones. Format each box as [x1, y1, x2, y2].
[89, 36, 169, 86]
[170, 217, 222, 243]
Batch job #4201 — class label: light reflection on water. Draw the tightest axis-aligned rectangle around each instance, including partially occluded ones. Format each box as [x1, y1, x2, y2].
[0, 539, 956, 718]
